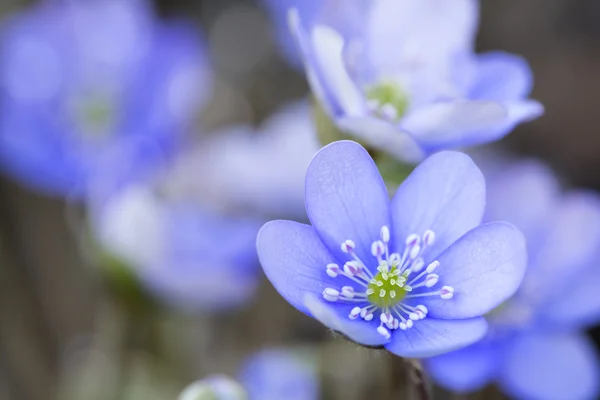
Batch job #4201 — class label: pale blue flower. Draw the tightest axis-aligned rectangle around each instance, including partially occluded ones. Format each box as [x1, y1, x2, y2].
[289, 0, 543, 162]
[257, 141, 527, 357]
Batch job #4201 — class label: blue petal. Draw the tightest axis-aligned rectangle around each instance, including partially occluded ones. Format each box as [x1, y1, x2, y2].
[425, 339, 499, 392]
[336, 116, 424, 163]
[257, 220, 337, 316]
[470, 51, 534, 101]
[384, 317, 488, 358]
[423, 222, 527, 319]
[365, 0, 478, 77]
[499, 332, 600, 400]
[304, 294, 389, 347]
[482, 159, 559, 245]
[390, 151, 485, 261]
[401, 101, 509, 153]
[305, 141, 391, 269]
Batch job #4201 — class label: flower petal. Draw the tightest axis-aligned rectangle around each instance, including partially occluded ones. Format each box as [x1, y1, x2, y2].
[401, 100, 509, 153]
[257, 220, 338, 315]
[482, 159, 559, 244]
[365, 0, 478, 76]
[390, 151, 485, 261]
[425, 339, 499, 392]
[499, 332, 600, 400]
[304, 294, 389, 347]
[384, 317, 488, 358]
[305, 141, 391, 268]
[423, 222, 527, 319]
[470, 51, 534, 101]
[336, 116, 425, 163]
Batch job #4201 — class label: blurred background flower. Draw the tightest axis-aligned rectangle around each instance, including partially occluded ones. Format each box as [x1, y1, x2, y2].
[0, 0, 211, 197]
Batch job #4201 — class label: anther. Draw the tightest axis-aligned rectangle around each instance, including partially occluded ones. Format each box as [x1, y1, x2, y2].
[381, 103, 397, 120]
[412, 258, 425, 272]
[390, 290, 396, 299]
[323, 288, 340, 302]
[341, 240, 356, 253]
[344, 262, 360, 276]
[371, 241, 385, 258]
[426, 260, 440, 274]
[440, 286, 454, 299]
[341, 286, 355, 299]
[349, 307, 361, 320]
[326, 263, 340, 278]
[405, 234, 420, 247]
[425, 274, 439, 287]
[377, 326, 391, 339]
[379, 289, 386, 297]
[380, 226, 390, 243]
[409, 244, 421, 260]
[423, 230, 436, 246]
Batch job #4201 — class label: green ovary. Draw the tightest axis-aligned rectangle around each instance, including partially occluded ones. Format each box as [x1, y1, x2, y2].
[365, 81, 410, 120]
[73, 93, 117, 137]
[367, 265, 409, 308]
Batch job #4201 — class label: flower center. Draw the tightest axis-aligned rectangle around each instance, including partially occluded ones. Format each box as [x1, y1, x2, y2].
[321, 226, 454, 340]
[71, 91, 118, 138]
[365, 81, 410, 122]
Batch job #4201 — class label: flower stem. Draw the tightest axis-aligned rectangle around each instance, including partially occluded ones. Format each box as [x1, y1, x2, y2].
[405, 358, 430, 400]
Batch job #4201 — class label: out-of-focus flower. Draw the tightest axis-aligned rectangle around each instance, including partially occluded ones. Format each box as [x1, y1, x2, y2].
[289, 0, 543, 162]
[426, 160, 600, 400]
[179, 375, 247, 400]
[257, 141, 527, 358]
[238, 348, 319, 400]
[89, 141, 261, 312]
[0, 0, 211, 196]
[166, 101, 319, 219]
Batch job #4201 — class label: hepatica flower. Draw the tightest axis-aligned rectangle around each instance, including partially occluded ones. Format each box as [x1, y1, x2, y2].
[179, 375, 247, 400]
[257, 141, 527, 357]
[426, 160, 600, 400]
[289, 0, 543, 162]
[0, 0, 211, 196]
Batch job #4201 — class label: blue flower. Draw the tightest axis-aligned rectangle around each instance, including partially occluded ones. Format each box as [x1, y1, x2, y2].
[90, 144, 261, 312]
[238, 348, 319, 400]
[256, 140, 527, 358]
[289, 0, 543, 162]
[0, 0, 211, 197]
[426, 159, 600, 400]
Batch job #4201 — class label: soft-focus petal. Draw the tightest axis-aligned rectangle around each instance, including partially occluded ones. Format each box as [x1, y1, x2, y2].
[401, 101, 509, 152]
[310, 25, 364, 116]
[391, 151, 485, 261]
[425, 339, 499, 392]
[384, 317, 488, 358]
[257, 220, 337, 316]
[499, 332, 600, 400]
[305, 141, 391, 267]
[239, 348, 319, 400]
[481, 159, 559, 245]
[470, 51, 534, 101]
[423, 222, 527, 319]
[522, 192, 600, 301]
[366, 0, 478, 76]
[336, 116, 424, 163]
[304, 294, 388, 347]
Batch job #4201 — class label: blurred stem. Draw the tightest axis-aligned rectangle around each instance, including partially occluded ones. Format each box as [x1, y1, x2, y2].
[393, 358, 430, 400]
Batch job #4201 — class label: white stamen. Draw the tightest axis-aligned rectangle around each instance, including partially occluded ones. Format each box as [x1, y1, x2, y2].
[426, 260, 440, 273]
[323, 288, 340, 302]
[380, 103, 397, 120]
[344, 262, 360, 276]
[411, 258, 425, 273]
[406, 319, 414, 328]
[423, 230, 435, 246]
[399, 321, 407, 330]
[377, 326, 391, 339]
[366, 99, 380, 112]
[341, 240, 355, 253]
[389, 253, 401, 265]
[425, 274, 439, 287]
[405, 234, 420, 247]
[416, 305, 428, 315]
[371, 240, 385, 257]
[380, 313, 390, 324]
[409, 312, 419, 321]
[440, 286, 454, 299]
[341, 286, 355, 298]
[326, 263, 340, 278]
[409, 244, 421, 260]
[349, 306, 361, 320]
[393, 319, 400, 330]
[364, 313, 374, 321]
[380, 226, 390, 243]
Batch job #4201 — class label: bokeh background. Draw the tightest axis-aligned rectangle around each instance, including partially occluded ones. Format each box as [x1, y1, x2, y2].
[1, 0, 600, 399]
